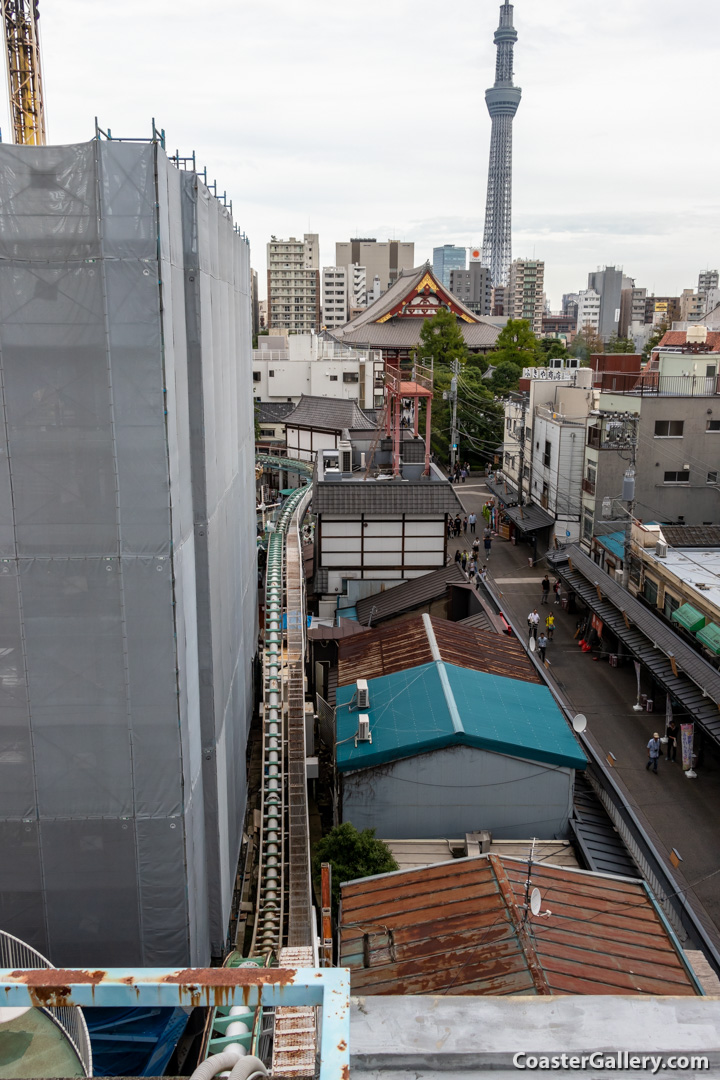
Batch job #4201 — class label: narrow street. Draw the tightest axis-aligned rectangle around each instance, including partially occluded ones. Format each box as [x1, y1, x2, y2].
[449, 473, 720, 945]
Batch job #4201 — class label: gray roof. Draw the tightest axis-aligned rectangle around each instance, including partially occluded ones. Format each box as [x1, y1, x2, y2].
[256, 400, 296, 422]
[662, 526, 720, 548]
[504, 502, 554, 533]
[355, 562, 469, 625]
[549, 545, 720, 747]
[331, 263, 502, 353]
[284, 394, 375, 431]
[314, 478, 463, 516]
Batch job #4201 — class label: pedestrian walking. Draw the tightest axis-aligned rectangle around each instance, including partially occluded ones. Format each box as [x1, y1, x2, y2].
[665, 719, 678, 763]
[454, 548, 462, 564]
[541, 575, 550, 605]
[483, 533, 492, 559]
[460, 468, 468, 484]
[537, 633, 548, 662]
[454, 514, 461, 537]
[469, 512, 477, 534]
[527, 609, 540, 639]
[553, 579, 562, 605]
[646, 732, 661, 774]
[468, 558, 476, 576]
[545, 612, 555, 640]
[472, 537, 480, 557]
[461, 551, 468, 572]
[463, 515, 468, 535]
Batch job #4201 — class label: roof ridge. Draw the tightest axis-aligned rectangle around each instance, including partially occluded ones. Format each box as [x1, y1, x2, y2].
[422, 614, 464, 734]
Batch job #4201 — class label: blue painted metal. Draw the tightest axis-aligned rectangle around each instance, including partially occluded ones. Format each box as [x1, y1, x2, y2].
[0, 968, 350, 1080]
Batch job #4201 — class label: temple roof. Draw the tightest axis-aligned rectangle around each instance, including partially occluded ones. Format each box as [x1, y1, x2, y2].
[331, 263, 503, 352]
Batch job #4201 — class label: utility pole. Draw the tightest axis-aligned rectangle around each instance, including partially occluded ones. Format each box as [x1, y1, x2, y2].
[450, 358, 460, 471]
[516, 393, 528, 514]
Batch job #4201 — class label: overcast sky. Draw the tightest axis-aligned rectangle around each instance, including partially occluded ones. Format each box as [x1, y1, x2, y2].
[9, 0, 719, 308]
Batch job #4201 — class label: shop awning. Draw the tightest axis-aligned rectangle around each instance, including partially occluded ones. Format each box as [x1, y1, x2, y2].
[504, 502, 554, 534]
[671, 604, 706, 634]
[697, 622, 720, 656]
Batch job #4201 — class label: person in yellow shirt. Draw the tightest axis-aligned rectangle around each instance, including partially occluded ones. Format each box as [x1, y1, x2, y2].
[545, 612, 555, 640]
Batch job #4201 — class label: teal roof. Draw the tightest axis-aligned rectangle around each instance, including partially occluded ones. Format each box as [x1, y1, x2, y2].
[597, 530, 626, 560]
[336, 661, 586, 773]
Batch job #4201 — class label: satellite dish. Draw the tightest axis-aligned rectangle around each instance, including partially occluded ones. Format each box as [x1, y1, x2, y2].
[572, 713, 587, 733]
[530, 888, 542, 916]
[529, 637, 536, 652]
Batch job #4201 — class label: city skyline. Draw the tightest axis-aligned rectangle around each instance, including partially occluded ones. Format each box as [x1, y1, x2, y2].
[8, 0, 720, 308]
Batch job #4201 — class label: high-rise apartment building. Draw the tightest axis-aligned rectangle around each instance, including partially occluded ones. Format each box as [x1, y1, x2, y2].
[321, 266, 349, 328]
[348, 264, 367, 314]
[433, 244, 467, 288]
[699, 270, 719, 293]
[619, 286, 647, 338]
[335, 239, 414, 292]
[449, 264, 492, 316]
[507, 259, 544, 333]
[587, 266, 624, 341]
[267, 234, 320, 333]
[576, 289, 601, 332]
[680, 288, 706, 324]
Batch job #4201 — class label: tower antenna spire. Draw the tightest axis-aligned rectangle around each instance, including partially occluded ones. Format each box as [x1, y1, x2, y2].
[481, 1, 521, 288]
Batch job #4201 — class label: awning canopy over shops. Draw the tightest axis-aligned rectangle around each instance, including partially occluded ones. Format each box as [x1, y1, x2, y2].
[697, 622, 720, 656]
[548, 546, 720, 750]
[672, 604, 706, 634]
[504, 502, 554, 534]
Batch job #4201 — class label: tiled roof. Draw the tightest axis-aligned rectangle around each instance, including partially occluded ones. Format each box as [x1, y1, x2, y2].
[284, 394, 375, 431]
[335, 659, 586, 772]
[335, 319, 501, 351]
[256, 400, 296, 422]
[314, 478, 463, 517]
[658, 330, 720, 351]
[339, 855, 703, 996]
[344, 264, 481, 328]
[662, 525, 720, 548]
[337, 615, 539, 686]
[355, 562, 468, 624]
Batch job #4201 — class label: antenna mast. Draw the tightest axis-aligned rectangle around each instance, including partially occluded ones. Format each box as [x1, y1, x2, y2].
[2, 0, 46, 145]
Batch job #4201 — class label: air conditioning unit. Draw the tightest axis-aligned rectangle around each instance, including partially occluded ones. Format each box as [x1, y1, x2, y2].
[357, 715, 371, 742]
[356, 678, 369, 709]
[655, 540, 668, 558]
[339, 439, 352, 475]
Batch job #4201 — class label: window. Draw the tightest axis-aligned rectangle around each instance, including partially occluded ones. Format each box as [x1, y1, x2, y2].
[343, 373, 359, 383]
[707, 420, 720, 432]
[708, 471, 718, 484]
[654, 420, 684, 437]
[582, 508, 594, 542]
[543, 440, 551, 468]
[269, 369, 275, 377]
[664, 593, 680, 620]
[664, 470, 690, 483]
[643, 578, 659, 606]
[329, 375, 338, 381]
[259, 428, 275, 438]
[253, 371, 261, 382]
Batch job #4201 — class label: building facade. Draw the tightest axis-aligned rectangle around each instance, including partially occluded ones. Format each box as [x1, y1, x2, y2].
[576, 289, 601, 332]
[335, 239, 414, 292]
[267, 233, 320, 333]
[0, 140, 257, 967]
[252, 336, 384, 411]
[699, 270, 719, 294]
[587, 266, 624, 341]
[321, 266, 349, 328]
[450, 264, 493, 316]
[507, 259, 545, 333]
[432, 244, 467, 288]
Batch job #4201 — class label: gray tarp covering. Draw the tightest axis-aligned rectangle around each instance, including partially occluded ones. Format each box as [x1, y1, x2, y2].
[0, 141, 257, 965]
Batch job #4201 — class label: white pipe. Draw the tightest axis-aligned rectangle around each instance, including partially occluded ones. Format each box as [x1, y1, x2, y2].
[227, 1056, 268, 1080]
[189, 1049, 241, 1080]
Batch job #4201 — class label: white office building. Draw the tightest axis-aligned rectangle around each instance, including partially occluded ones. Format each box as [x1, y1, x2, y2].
[253, 334, 384, 411]
[576, 289, 601, 332]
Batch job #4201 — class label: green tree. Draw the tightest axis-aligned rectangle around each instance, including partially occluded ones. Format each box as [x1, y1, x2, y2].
[314, 823, 398, 913]
[490, 318, 541, 369]
[414, 307, 469, 370]
[536, 338, 569, 361]
[430, 367, 503, 467]
[488, 361, 525, 394]
[642, 321, 669, 362]
[605, 334, 637, 354]
[571, 324, 604, 363]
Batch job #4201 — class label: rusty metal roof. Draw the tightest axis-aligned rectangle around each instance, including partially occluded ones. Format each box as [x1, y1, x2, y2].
[337, 615, 539, 687]
[339, 854, 702, 997]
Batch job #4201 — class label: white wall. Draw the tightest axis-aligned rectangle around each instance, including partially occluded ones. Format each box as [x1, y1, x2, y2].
[320, 515, 446, 579]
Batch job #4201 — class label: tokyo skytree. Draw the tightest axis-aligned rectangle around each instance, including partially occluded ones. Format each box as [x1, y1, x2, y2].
[481, 1, 522, 288]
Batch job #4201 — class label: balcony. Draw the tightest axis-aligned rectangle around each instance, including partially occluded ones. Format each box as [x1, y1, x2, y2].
[582, 477, 596, 495]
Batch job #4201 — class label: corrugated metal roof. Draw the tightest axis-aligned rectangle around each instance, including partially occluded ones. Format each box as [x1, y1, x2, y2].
[549, 547, 720, 746]
[314, 479, 463, 516]
[337, 615, 539, 687]
[662, 525, 720, 547]
[335, 660, 587, 773]
[458, 609, 494, 632]
[355, 563, 468, 624]
[504, 502, 554, 533]
[596, 530, 626, 560]
[307, 617, 367, 641]
[571, 772, 641, 879]
[339, 854, 702, 996]
[284, 394, 375, 431]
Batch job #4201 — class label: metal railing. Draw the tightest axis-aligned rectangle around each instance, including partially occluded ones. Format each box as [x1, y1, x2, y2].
[0, 931, 92, 1076]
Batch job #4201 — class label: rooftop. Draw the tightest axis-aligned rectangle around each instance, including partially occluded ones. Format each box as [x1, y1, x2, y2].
[337, 615, 540, 687]
[339, 854, 703, 996]
[355, 562, 469, 625]
[384, 837, 580, 873]
[314, 462, 463, 516]
[645, 545, 720, 612]
[284, 394, 375, 432]
[335, 658, 587, 773]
